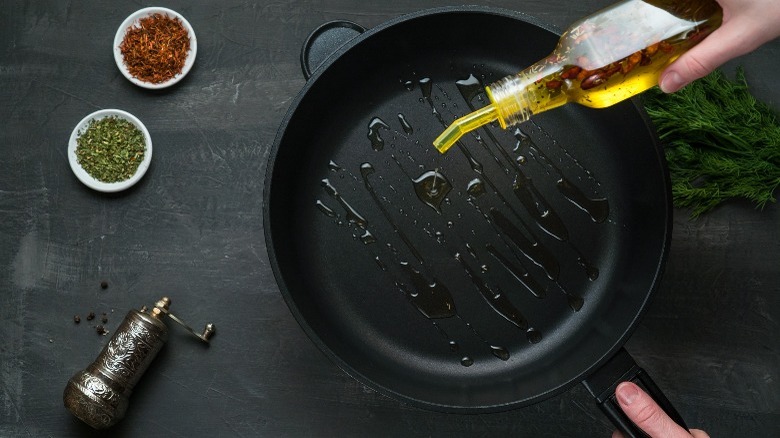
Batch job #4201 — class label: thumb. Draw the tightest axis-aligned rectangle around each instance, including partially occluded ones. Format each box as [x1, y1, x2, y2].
[615, 382, 692, 437]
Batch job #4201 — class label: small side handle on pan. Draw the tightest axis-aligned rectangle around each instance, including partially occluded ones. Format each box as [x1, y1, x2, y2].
[300, 21, 366, 80]
[583, 348, 689, 438]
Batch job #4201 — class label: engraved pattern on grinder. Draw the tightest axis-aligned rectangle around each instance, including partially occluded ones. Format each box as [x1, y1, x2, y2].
[63, 297, 213, 429]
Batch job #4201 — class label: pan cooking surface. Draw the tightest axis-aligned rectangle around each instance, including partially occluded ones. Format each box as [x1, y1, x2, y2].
[266, 8, 670, 411]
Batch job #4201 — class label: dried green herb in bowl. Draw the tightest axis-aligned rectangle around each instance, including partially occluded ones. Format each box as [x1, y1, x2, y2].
[68, 109, 152, 192]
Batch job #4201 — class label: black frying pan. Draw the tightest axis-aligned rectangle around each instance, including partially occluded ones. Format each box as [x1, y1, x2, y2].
[265, 7, 681, 437]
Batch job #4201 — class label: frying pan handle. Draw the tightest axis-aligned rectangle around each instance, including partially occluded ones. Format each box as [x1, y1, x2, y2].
[582, 348, 688, 438]
[300, 20, 366, 80]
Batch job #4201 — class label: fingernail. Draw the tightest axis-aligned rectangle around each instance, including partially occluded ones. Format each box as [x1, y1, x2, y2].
[616, 383, 640, 405]
[660, 71, 686, 93]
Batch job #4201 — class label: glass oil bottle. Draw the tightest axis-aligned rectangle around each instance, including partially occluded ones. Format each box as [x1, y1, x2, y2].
[433, 0, 723, 153]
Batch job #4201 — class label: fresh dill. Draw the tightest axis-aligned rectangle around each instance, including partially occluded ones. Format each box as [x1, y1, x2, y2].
[643, 68, 780, 218]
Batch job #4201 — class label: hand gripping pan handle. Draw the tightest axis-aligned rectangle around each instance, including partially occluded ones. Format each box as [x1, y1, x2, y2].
[583, 348, 689, 438]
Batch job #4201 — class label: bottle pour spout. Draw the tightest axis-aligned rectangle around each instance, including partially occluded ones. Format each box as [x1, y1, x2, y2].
[433, 104, 499, 153]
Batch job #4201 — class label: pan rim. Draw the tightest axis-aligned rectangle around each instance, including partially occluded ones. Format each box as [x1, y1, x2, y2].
[263, 5, 673, 413]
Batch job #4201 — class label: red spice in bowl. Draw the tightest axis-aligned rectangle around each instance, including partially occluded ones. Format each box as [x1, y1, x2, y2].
[114, 7, 197, 89]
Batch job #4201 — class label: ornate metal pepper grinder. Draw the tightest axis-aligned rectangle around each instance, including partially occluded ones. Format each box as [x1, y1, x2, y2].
[63, 297, 215, 429]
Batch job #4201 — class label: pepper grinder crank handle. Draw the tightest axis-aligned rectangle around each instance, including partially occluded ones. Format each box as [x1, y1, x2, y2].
[63, 297, 215, 429]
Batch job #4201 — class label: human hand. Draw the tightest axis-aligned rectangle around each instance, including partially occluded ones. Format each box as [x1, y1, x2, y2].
[612, 382, 710, 438]
[659, 0, 780, 93]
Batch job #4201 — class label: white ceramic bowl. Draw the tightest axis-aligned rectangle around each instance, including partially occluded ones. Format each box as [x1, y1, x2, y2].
[68, 109, 153, 192]
[113, 7, 197, 89]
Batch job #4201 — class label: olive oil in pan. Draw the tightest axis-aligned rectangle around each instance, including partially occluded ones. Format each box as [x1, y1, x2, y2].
[412, 170, 452, 214]
[456, 74, 575, 243]
[516, 128, 609, 224]
[398, 263, 456, 319]
[467, 178, 486, 197]
[556, 178, 609, 223]
[488, 208, 560, 281]
[367, 116, 390, 151]
[360, 160, 526, 363]
[397, 113, 414, 135]
[526, 328, 542, 344]
[320, 179, 368, 229]
[456, 253, 529, 331]
[360, 163, 425, 264]
[485, 244, 547, 299]
[512, 176, 569, 241]
[315, 199, 338, 218]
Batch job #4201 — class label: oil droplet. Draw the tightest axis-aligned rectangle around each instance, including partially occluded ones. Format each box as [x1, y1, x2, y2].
[397, 113, 413, 135]
[315, 200, 337, 218]
[461, 356, 474, 367]
[360, 230, 376, 245]
[567, 294, 584, 312]
[419, 77, 432, 99]
[465, 243, 478, 260]
[367, 117, 390, 151]
[401, 263, 456, 319]
[447, 221, 454, 229]
[466, 178, 485, 197]
[449, 341, 459, 352]
[375, 256, 387, 271]
[328, 160, 341, 172]
[455, 74, 483, 103]
[556, 178, 609, 223]
[490, 345, 510, 361]
[516, 155, 527, 165]
[513, 128, 532, 151]
[577, 257, 600, 281]
[320, 179, 368, 228]
[526, 328, 542, 344]
[412, 170, 452, 214]
[403, 80, 414, 91]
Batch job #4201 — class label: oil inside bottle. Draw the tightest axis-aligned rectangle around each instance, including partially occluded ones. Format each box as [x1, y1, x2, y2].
[434, 0, 723, 152]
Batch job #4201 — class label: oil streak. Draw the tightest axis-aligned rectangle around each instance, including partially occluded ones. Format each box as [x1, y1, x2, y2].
[320, 179, 368, 228]
[489, 208, 559, 281]
[461, 319, 511, 362]
[513, 177, 569, 241]
[374, 256, 387, 271]
[556, 178, 609, 223]
[526, 328, 542, 344]
[368, 117, 390, 151]
[485, 244, 547, 299]
[315, 200, 338, 218]
[359, 163, 424, 264]
[530, 119, 603, 188]
[513, 138, 600, 280]
[518, 128, 610, 224]
[456, 253, 528, 331]
[397, 113, 413, 135]
[398, 263, 456, 319]
[456, 74, 570, 242]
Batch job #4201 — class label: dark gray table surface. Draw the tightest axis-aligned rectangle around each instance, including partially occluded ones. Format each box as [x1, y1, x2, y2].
[2, 0, 778, 437]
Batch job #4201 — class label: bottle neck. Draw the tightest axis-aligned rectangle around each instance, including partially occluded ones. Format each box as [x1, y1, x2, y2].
[487, 58, 569, 128]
